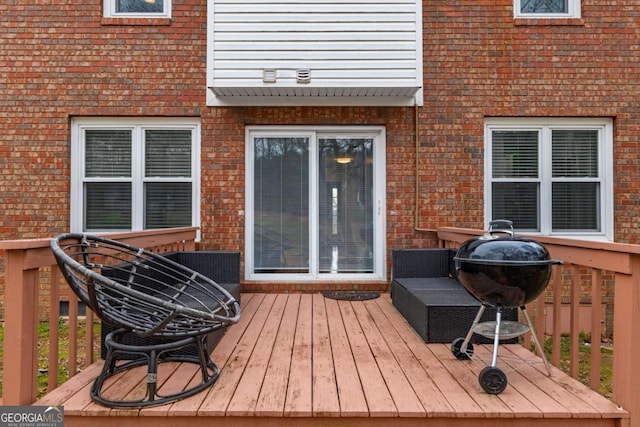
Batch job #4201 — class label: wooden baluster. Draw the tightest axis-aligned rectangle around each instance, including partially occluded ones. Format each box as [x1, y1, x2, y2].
[590, 269, 602, 392]
[48, 267, 61, 390]
[552, 266, 562, 368]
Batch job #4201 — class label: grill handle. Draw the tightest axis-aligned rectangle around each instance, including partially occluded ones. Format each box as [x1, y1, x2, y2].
[487, 219, 514, 236]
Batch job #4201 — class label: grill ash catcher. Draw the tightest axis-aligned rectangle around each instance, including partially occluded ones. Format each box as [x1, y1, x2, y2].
[451, 220, 563, 394]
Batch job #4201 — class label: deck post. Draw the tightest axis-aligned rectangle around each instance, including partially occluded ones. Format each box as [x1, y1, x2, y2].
[3, 249, 40, 405]
[613, 253, 640, 427]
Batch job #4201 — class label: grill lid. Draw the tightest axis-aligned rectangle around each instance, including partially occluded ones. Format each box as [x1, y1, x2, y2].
[453, 220, 563, 307]
[454, 220, 560, 266]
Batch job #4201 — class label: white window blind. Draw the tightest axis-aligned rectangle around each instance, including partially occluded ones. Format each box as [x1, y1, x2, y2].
[491, 130, 540, 230]
[551, 129, 599, 231]
[253, 137, 309, 273]
[84, 130, 133, 230]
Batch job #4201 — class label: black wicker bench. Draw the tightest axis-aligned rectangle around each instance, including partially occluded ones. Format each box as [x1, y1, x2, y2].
[391, 249, 517, 343]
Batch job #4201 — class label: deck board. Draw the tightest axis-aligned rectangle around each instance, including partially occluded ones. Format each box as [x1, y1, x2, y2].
[311, 293, 341, 416]
[34, 292, 629, 427]
[255, 294, 299, 416]
[365, 298, 454, 416]
[324, 297, 369, 416]
[283, 293, 313, 417]
[352, 300, 426, 417]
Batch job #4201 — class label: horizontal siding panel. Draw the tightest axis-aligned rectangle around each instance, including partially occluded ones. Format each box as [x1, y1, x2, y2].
[214, 13, 415, 23]
[213, 50, 415, 60]
[214, 32, 417, 42]
[214, 69, 417, 79]
[213, 22, 415, 32]
[213, 41, 416, 51]
[214, 4, 416, 13]
[215, 0, 414, 4]
[211, 79, 420, 92]
[212, 60, 418, 69]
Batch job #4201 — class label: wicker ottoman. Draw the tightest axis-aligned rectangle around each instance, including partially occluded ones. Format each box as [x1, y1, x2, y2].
[392, 278, 518, 344]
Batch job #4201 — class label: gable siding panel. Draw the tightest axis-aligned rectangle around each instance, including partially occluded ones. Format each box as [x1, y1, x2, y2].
[208, 0, 422, 105]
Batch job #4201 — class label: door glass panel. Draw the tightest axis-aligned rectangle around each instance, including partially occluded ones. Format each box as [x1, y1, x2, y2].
[253, 137, 309, 273]
[318, 137, 374, 273]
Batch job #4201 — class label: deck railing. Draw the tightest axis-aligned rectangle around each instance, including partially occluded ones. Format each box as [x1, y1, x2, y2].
[0, 227, 198, 406]
[1, 226, 638, 427]
[438, 227, 640, 427]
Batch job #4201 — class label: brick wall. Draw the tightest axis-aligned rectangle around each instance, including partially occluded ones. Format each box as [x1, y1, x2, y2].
[419, 2, 640, 236]
[1, 1, 639, 297]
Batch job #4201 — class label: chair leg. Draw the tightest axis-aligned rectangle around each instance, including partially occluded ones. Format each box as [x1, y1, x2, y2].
[91, 328, 221, 408]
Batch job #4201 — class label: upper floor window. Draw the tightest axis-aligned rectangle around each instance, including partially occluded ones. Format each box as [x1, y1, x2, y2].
[71, 118, 199, 233]
[103, 0, 171, 18]
[514, 0, 581, 18]
[485, 118, 613, 241]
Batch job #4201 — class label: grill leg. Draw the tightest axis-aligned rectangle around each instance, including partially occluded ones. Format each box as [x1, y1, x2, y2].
[459, 304, 487, 354]
[490, 305, 502, 368]
[521, 306, 553, 376]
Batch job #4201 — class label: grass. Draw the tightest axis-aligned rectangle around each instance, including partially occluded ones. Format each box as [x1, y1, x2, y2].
[0, 319, 101, 399]
[542, 332, 613, 399]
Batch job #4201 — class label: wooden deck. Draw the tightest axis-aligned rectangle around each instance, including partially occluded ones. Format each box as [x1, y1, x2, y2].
[34, 293, 628, 427]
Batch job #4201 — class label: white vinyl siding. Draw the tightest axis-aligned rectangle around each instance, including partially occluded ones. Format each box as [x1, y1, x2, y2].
[207, 0, 422, 106]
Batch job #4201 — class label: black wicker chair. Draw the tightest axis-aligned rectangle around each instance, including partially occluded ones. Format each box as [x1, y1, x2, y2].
[50, 233, 241, 408]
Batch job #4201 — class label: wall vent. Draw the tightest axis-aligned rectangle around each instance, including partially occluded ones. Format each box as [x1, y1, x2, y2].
[263, 69, 277, 83]
[296, 69, 311, 84]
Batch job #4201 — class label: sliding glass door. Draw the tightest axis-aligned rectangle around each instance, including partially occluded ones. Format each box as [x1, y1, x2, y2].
[246, 127, 385, 281]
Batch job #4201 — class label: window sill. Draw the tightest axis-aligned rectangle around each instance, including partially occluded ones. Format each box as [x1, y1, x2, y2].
[514, 18, 585, 26]
[101, 17, 171, 26]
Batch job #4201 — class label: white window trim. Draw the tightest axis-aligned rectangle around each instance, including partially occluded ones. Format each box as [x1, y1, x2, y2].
[71, 117, 200, 233]
[245, 125, 387, 282]
[484, 118, 613, 241]
[103, 0, 172, 18]
[514, 0, 581, 18]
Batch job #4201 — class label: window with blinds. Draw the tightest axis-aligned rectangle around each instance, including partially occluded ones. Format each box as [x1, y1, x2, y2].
[72, 119, 199, 233]
[486, 119, 612, 239]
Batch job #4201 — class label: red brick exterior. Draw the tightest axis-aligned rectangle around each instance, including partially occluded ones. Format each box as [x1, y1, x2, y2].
[1, 1, 639, 293]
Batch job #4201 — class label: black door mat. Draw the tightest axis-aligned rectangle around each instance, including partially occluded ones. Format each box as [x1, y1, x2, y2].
[322, 291, 380, 301]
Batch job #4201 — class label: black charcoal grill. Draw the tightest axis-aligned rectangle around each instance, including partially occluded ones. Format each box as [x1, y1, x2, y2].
[450, 220, 562, 394]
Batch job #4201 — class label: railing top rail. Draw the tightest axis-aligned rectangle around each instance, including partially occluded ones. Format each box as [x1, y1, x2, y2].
[437, 227, 640, 274]
[0, 227, 199, 252]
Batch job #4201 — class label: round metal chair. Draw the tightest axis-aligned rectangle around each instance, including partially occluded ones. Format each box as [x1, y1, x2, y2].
[50, 233, 241, 408]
